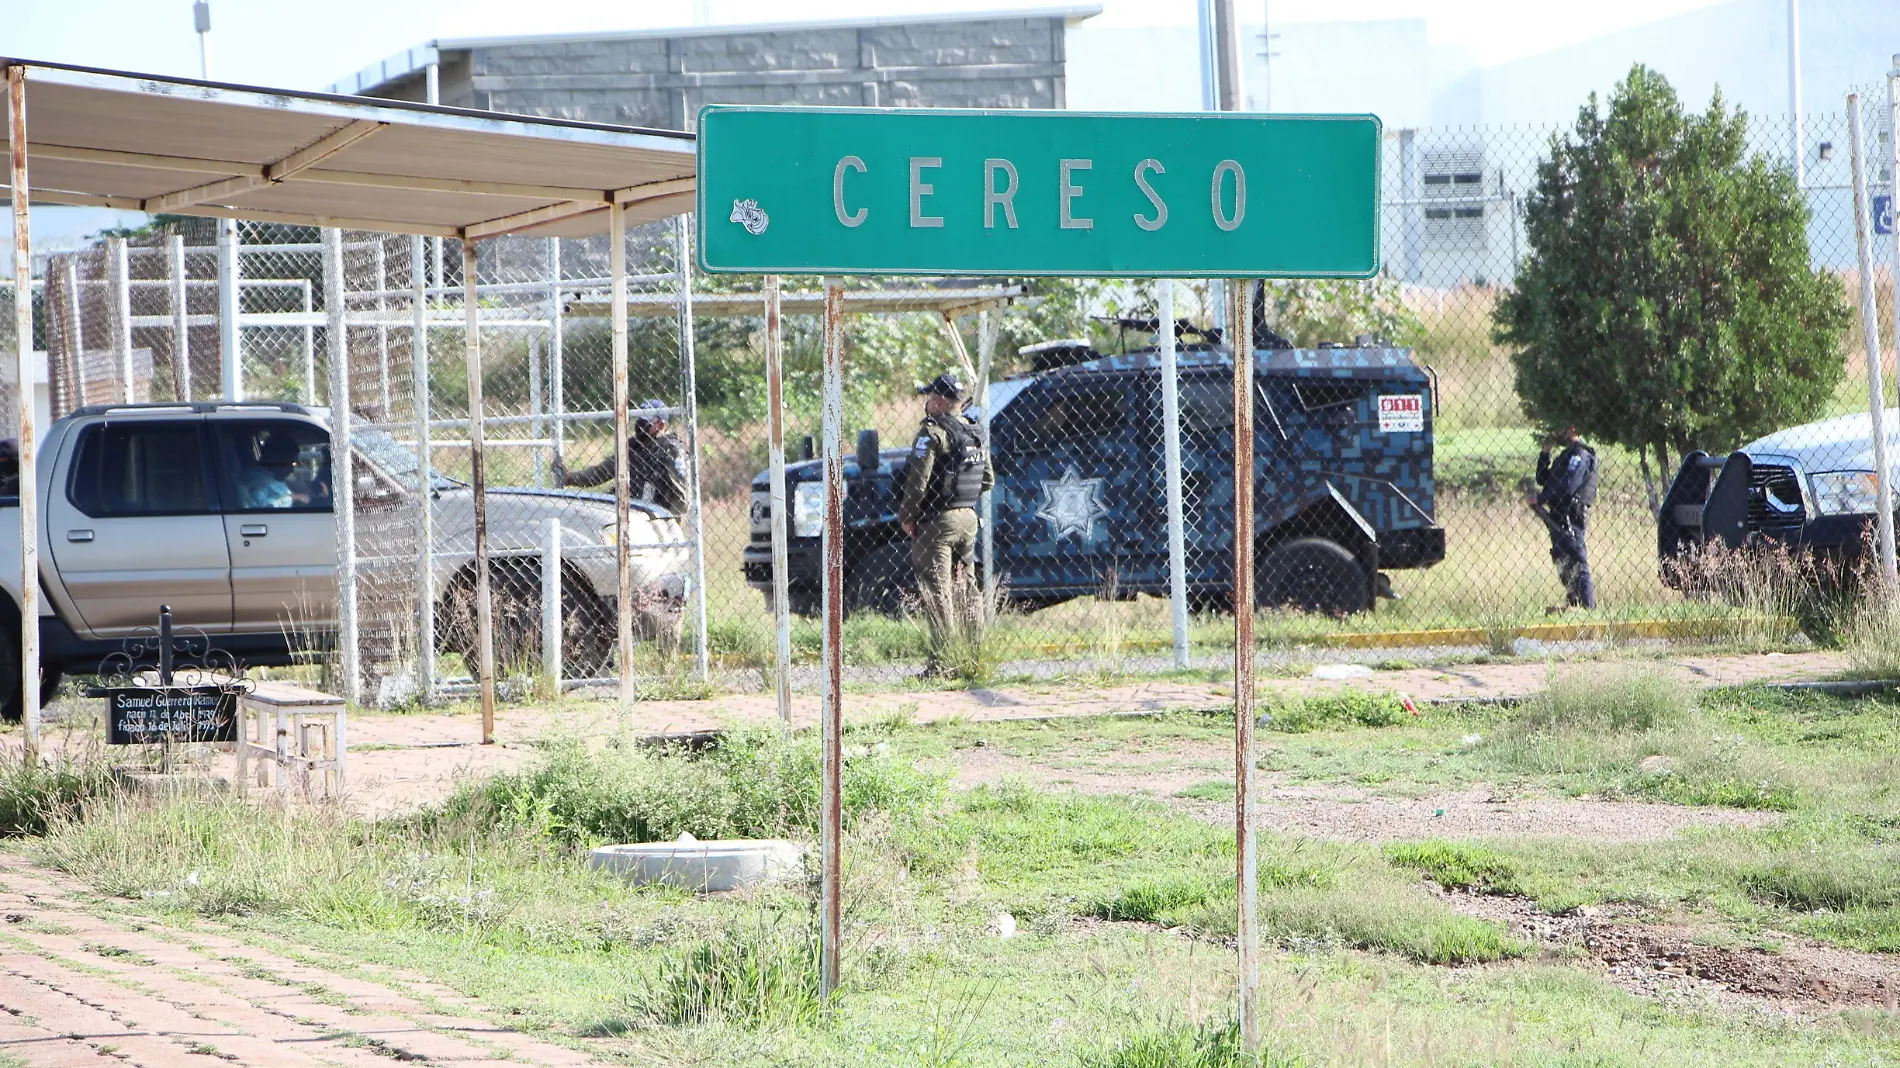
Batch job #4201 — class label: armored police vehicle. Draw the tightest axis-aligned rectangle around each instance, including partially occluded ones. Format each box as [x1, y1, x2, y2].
[743, 327, 1445, 617]
[1658, 409, 1900, 580]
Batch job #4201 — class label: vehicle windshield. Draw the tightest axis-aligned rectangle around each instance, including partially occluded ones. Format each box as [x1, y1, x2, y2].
[351, 426, 461, 492]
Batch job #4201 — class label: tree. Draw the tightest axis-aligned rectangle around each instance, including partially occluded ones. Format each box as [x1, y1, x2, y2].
[1493, 65, 1851, 507]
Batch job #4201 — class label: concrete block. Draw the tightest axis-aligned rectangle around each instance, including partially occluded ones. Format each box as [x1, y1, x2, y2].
[588, 838, 805, 892]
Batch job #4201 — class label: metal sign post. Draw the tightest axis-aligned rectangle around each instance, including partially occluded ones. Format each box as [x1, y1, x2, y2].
[1228, 280, 1259, 1050]
[819, 278, 847, 997]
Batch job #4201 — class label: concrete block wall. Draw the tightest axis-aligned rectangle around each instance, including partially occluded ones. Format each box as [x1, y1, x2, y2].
[413, 15, 1068, 131]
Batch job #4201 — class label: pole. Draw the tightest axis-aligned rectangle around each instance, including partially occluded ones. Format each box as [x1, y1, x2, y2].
[426, 63, 444, 315]
[1889, 56, 1900, 432]
[541, 517, 562, 695]
[547, 237, 565, 476]
[9, 65, 40, 765]
[977, 310, 997, 610]
[217, 219, 240, 400]
[465, 239, 496, 743]
[1195, 0, 1218, 112]
[1160, 281, 1189, 668]
[323, 228, 360, 708]
[763, 274, 792, 727]
[411, 234, 436, 705]
[375, 241, 390, 417]
[819, 277, 846, 999]
[109, 237, 133, 403]
[610, 202, 635, 724]
[1789, 0, 1804, 187]
[169, 235, 190, 401]
[1214, 0, 1259, 1050]
[1849, 94, 1898, 588]
[301, 281, 315, 405]
[675, 215, 709, 682]
[61, 260, 80, 413]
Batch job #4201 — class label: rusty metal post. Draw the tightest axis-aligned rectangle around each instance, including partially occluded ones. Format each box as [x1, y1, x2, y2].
[610, 201, 635, 727]
[819, 277, 846, 998]
[763, 274, 792, 727]
[464, 240, 495, 744]
[1229, 278, 1259, 1051]
[8, 65, 39, 764]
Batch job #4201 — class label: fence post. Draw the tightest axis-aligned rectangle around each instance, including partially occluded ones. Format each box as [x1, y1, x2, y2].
[465, 239, 496, 744]
[1159, 280, 1189, 668]
[542, 517, 562, 696]
[819, 277, 847, 999]
[610, 202, 635, 728]
[323, 227, 360, 708]
[109, 236, 132, 403]
[1848, 94, 1898, 589]
[411, 234, 436, 706]
[763, 274, 792, 726]
[675, 215, 710, 682]
[9, 64, 41, 765]
[1228, 278, 1259, 1052]
[218, 219, 241, 400]
[301, 281, 316, 406]
[169, 235, 190, 401]
[547, 237, 565, 473]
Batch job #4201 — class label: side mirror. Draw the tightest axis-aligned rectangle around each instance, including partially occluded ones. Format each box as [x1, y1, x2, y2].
[855, 429, 880, 473]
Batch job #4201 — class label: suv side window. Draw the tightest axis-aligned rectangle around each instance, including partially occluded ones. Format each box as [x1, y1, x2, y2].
[211, 422, 333, 513]
[67, 422, 215, 518]
[1025, 384, 1128, 450]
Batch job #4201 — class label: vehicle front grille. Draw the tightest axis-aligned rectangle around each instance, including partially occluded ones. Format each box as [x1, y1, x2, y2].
[1747, 464, 1806, 535]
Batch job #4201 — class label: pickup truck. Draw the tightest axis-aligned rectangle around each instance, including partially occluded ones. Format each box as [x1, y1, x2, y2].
[0, 401, 688, 721]
[1659, 408, 1899, 582]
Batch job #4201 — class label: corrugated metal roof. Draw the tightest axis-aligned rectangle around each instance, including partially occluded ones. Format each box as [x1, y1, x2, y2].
[2, 59, 696, 240]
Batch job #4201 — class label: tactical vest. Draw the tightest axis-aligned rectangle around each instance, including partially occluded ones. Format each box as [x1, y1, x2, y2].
[926, 414, 986, 513]
[1574, 445, 1599, 509]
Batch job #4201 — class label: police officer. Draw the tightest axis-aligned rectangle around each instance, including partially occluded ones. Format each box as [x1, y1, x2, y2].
[553, 398, 689, 515]
[1530, 425, 1598, 611]
[900, 372, 993, 676]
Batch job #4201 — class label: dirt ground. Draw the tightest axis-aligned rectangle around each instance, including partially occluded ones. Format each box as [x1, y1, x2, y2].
[0, 858, 593, 1068]
[198, 648, 1843, 817]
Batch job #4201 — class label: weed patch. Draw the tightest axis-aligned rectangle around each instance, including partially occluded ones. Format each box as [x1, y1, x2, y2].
[1080, 1019, 1306, 1068]
[1385, 841, 1523, 895]
[640, 914, 823, 1029]
[1261, 691, 1408, 733]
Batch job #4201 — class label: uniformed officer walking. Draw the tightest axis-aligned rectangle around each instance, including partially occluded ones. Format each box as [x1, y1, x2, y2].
[899, 373, 993, 676]
[1529, 425, 1598, 611]
[554, 398, 689, 515]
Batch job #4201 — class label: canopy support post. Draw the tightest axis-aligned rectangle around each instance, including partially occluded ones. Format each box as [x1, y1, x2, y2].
[323, 227, 360, 708]
[464, 239, 495, 744]
[109, 237, 132, 402]
[9, 64, 40, 765]
[411, 234, 436, 706]
[218, 219, 240, 400]
[169, 234, 190, 401]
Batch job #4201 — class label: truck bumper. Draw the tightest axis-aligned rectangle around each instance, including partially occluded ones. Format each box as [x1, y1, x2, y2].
[1379, 526, 1445, 570]
[742, 541, 822, 592]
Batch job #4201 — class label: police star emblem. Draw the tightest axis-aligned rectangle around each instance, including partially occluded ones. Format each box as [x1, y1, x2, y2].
[1035, 466, 1110, 542]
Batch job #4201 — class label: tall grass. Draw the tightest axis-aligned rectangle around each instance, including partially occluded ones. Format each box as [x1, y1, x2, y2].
[0, 750, 118, 837]
[1081, 1019, 1306, 1068]
[641, 912, 824, 1029]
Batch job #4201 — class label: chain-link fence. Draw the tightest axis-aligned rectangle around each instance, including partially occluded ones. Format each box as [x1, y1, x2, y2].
[15, 97, 1900, 702]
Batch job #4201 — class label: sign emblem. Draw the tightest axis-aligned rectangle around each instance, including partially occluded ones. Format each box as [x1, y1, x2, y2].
[1035, 465, 1110, 542]
[1378, 394, 1423, 433]
[730, 198, 770, 235]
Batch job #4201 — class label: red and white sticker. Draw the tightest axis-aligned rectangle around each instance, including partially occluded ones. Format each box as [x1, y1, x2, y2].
[1378, 394, 1424, 433]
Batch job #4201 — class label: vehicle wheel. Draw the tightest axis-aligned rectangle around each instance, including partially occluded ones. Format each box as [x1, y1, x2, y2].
[846, 541, 916, 618]
[0, 616, 55, 725]
[1258, 538, 1371, 615]
[438, 562, 543, 677]
[561, 571, 618, 677]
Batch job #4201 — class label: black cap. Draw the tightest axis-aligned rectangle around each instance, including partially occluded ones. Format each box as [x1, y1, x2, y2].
[918, 372, 964, 399]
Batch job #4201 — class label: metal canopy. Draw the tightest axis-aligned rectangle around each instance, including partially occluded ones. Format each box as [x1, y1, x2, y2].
[566, 286, 1024, 319]
[0, 59, 696, 239]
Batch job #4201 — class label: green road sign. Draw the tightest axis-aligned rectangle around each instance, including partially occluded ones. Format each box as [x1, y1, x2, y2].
[696, 106, 1380, 278]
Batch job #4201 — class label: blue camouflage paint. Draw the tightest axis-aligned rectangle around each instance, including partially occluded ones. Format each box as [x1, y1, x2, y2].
[744, 345, 1442, 605]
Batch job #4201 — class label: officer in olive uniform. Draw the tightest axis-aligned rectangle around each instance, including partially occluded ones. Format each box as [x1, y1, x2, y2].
[900, 373, 993, 675]
[554, 398, 689, 515]
[1529, 426, 1599, 611]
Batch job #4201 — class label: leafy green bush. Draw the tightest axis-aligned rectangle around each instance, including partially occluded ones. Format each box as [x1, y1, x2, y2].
[1385, 840, 1523, 895]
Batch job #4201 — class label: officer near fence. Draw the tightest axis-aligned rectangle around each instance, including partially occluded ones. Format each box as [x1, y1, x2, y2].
[900, 373, 993, 677]
[1529, 426, 1599, 611]
[554, 398, 689, 516]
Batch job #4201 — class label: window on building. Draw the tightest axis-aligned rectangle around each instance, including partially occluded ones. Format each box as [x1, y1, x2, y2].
[1421, 146, 1487, 248]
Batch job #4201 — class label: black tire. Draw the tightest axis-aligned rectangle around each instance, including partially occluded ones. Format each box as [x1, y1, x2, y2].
[439, 561, 625, 679]
[1258, 538, 1371, 616]
[846, 541, 917, 618]
[0, 615, 55, 725]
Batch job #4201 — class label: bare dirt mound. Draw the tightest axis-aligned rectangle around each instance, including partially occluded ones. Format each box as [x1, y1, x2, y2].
[1441, 890, 1900, 1012]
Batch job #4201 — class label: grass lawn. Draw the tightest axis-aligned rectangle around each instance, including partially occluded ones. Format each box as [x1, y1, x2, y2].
[9, 667, 1900, 1065]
